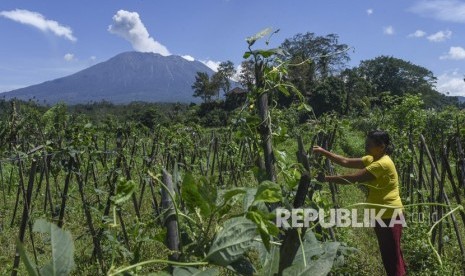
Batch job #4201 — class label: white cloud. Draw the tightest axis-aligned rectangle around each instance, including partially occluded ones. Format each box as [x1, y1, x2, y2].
[383, 26, 395, 35]
[436, 70, 465, 96]
[0, 9, 76, 41]
[410, 0, 465, 23]
[440, 46, 465, 60]
[106, 10, 224, 72]
[108, 10, 170, 56]
[85, 56, 97, 67]
[63, 53, 74, 61]
[200, 60, 221, 72]
[427, 30, 452, 42]
[181, 55, 195, 62]
[408, 30, 427, 38]
[180, 55, 220, 71]
[366, 9, 374, 15]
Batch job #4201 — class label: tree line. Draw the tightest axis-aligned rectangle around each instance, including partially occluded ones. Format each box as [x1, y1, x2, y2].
[192, 31, 464, 116]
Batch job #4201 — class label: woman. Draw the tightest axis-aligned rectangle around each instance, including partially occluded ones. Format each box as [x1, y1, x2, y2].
[313, 130, 407, 276]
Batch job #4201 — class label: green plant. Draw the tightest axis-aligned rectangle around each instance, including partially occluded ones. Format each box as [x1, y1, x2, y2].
[17, 219, 75, 276]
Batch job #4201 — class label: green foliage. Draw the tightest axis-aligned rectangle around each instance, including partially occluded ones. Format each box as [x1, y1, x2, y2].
[252, 180, 282, 204]
[196, 101, 228, 127]
[191, 61, 237, 104]
[18, 219, 75, 276]
[42, 103, 68, 134]
[205, 217, 258, 266]
[216, 61, 236, 95]
[181, 173, 215, 218]
[337, 126, 366, 157]
[244, 181, 282, 251]
[17, 240, 39, 276]
[111, 177, 136, 206]
[245, 27, 275, 46]
[130, 107, 169, 129]
[358, 55, 436, 97]
[281, 32, 350, 79]
[282, 231, 340, 276]
[192, 72, 219, 103]
[311, 76, 346, 116]
[254, 230, 349, 276]
[257, 242, 280, 275]
[246, 209, 278, 252]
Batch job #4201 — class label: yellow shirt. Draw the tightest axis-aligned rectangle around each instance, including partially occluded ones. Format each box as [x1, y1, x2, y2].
[361, 154, 404, 219]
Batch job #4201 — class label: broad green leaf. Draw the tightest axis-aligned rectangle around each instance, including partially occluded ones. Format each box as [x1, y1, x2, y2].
[297, 103, 313, 112]
[173, 266, 219, 276]
[246, 210, 279, 251]
[278, 85, 290, 96]
[221, 188, 247, 204]
[246, 28, 272, 46]
[243, 48, 284, 59]
[243, 51, 252, 59]
[17, 239, 39, 276]
[198, 176, 217, 209]
[257, 242, 280, 276]
[253, 181, 282, 204]
[283, 230, 340, 276]
[292, 231, 324, 264]
[206, 217, 257, 266]
[181, 173, 211, 218]
[216, 188, 247, 217]
[256, 48, 284, 58]
[111, 177, 136, 205]
[243, 188, 257, 212]
[33, 219, 75, 276]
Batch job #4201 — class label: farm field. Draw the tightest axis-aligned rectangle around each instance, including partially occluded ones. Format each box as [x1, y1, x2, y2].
[1, 85, 465, 275]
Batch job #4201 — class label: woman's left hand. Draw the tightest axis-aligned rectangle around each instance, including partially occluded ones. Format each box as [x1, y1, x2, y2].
[312, 146, 325, 155]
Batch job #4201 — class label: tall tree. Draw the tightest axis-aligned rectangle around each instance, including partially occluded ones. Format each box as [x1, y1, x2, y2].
[216, 61, 236, 97]
[340, 68, 373, 114]
[281, 32, 350, 79]
[191, 72, 218, 103]
[238, 60, 255, 91]
[357, 55, 437, 97]
[310, 76, 346, 116]
[280, 32, 350, 105]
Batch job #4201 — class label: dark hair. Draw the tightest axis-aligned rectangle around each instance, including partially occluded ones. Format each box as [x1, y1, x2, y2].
[366, 130, 394, 155]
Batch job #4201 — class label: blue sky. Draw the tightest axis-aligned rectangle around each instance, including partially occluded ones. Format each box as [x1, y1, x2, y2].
[1, 0, 464, 96]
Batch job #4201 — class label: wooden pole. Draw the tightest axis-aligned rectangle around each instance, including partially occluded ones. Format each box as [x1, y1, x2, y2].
[161, 169, 180, 264]
[12, 158, 37, 276]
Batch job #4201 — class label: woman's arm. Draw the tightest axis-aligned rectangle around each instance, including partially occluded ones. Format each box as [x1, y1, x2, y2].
[313, 146, 365, 169]
[318, 168, 376, 185]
